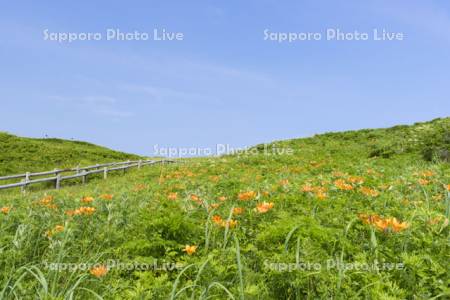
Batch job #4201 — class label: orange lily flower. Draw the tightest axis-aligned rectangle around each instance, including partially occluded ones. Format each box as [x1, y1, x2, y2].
[418, 179, 429, 186]
[190, 194, 201, 203]
[212, 215, 223, 225]
[255, 202, 274, 213]
[334, 179, 354, 191]
[359, 187, 380, 197]
[360, 213, 409, 233]
[168, 192, 178, 200]
[389, 218, 409, 232]
[348, 176, 364, 184]
[373, 218, 390, 231]
[279, 179, 289, 186]
[133, 183, 147, 191]
[100, 194, 113, 200]
[358, 213, 381, 224]
[38, 195, 57, 209]
[238, 191, 257, 201]
[421, 170, 434, 177]
[218, 196, 227, 201]
[233, 207, 245, 215]
[315, 191, 328, 200]
[81, 196, 94, 203]
[40, 195, 54, 204]
[1, 207, 11, 214]
[182, 245, 197, 255]
[46, 224, 64, 237]
[301, 184, 315, 192]
[90, 265, 108, 277]
[66, 206, 96, 216]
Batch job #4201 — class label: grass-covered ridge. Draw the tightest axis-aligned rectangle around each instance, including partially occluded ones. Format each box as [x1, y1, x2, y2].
[0, 132, 141, 175]
[0, 118, 449, 299]
[258, 117, 449, 162]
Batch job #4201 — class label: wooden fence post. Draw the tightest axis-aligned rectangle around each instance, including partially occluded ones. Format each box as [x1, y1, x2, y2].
[55, 174, 61, 189]
[82, 171, 87, 184]
[20, 179, 26, 194]
[76, 165, 80, 174]
[103, 167, 108, 179]
[138, 160, 142, 169]
[124, 160, 130, 174]
[21, 172, 30, 193]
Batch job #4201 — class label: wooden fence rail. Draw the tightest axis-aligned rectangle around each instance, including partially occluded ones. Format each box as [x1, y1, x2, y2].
[0, 159, 174, 192]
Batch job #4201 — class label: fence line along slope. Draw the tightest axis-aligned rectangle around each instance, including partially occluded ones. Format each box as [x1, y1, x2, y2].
[0, 159, 174, 192]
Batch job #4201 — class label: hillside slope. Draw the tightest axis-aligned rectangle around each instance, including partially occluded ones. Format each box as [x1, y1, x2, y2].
[0, 118, 449, 299]
[258, 117, 449, 163]
[0, 132, 141, 175]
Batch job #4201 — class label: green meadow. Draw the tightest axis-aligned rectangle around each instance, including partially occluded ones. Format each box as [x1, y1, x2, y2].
[0, 118, 449, 299]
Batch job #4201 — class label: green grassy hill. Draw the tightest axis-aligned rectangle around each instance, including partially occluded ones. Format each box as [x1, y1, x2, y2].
[0, 132, 142, 175]
[0, 118, 448, 299]
[262, 117, 450, 162]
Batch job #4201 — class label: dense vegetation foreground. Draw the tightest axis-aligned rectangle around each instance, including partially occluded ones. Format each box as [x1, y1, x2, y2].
[0, 118, 449, 299]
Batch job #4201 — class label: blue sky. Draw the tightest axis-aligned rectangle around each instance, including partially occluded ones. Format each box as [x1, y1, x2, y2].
[1, 0, 449, 156]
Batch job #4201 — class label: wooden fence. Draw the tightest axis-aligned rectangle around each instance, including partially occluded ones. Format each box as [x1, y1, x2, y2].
[0, 159, 174, 192]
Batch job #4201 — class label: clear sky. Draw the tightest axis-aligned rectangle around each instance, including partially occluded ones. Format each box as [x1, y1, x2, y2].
[1, 0, 449, 156]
